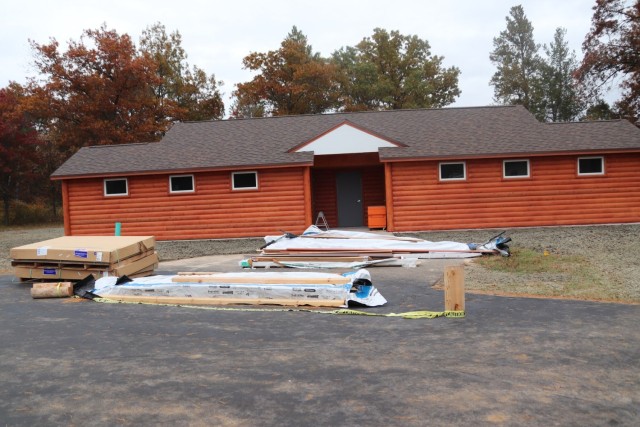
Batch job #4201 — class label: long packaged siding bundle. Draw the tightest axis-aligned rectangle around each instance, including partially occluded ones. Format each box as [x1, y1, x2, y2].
[91, 269, 387, 308]
[10, 236, 157, 280]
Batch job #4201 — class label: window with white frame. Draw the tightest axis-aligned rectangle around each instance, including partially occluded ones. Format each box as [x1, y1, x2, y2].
[503, 159, 530, 178]
[577, 157, 604, 175]
[170, 175, 195, 193]
[232, 171, 258, 190]
[439, 162, 466, 181]
[104, 178, 128, 196]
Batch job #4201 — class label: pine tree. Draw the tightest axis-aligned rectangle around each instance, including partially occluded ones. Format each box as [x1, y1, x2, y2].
[540, 28, 584, 122]
[490, 5, 545, 120]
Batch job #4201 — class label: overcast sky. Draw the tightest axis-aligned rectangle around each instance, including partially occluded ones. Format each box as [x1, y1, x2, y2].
[1, 0, 601, 112]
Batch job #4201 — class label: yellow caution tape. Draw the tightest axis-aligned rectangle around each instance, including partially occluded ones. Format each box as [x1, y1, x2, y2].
[332, 309, 465, 319]
[92, 297, 464, 319]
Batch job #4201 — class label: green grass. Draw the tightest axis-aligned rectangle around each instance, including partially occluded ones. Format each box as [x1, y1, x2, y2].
[470, 248, 622, 302]
[476, 248, 583, 274]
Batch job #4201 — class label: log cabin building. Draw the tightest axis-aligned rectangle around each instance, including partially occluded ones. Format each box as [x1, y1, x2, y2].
[51, 105, 640, 240]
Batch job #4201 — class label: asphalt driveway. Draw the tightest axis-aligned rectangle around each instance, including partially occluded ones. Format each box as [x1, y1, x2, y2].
[0, 256, 638, 426]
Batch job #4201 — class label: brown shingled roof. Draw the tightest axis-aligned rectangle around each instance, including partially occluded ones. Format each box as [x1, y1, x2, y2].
[51, 105, 640, 178]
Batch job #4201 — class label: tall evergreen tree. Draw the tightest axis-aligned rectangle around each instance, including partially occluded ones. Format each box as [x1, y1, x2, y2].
[490, 5, 545, 120]
[583, 99, 617, 120]
[540, 28, 585, 122]
[139, 23, 224, 122]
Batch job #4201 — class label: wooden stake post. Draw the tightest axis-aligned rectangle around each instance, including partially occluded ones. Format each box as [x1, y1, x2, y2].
[444, 265, 465, 312]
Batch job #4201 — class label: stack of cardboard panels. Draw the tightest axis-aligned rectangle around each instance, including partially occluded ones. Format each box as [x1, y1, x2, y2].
[10, 236, 158, 281]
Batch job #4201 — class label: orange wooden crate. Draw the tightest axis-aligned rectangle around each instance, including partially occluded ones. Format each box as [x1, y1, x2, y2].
[368, 206, 386, 229]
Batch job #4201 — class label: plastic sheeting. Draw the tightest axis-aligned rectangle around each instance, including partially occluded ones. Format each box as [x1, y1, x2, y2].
[240, 257, 419, 269]
[263, 226, 482, 258]
[92, 269, 387, 307]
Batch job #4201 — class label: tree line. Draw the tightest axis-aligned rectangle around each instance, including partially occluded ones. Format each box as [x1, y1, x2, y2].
[490, 2, 638, 123]
[1, 1, 638, 225]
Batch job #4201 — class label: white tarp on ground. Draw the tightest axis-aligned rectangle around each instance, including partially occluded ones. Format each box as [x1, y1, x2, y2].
[92, 269, 387, 307]
[241, 257, 419, 269]
[264, 226, 481, 258]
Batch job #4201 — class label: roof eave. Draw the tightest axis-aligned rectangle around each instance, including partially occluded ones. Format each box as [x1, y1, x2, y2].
[379, 147, 640, 163]
[50, 160, 315, 181]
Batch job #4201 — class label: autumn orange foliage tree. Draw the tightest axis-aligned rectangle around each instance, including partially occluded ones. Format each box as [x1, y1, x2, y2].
[1, 23, 224, 223]
[0, 84, 43, 225]
[576, 0, 640, 123]
[232, 27, 461, 116]
[231, 27, 338, 117]
[27, 23, 225, 154]
[27, 25, 167, 152]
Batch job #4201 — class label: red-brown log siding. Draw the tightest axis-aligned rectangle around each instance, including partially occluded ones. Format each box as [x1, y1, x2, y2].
[311, 169, 338, 226]
[311, 166, 385, 227]
[387, 153, 640, 231]
[64, 168, 308, 240]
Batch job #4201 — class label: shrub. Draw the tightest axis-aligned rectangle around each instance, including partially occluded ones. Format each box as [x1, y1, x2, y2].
[0, 200, 62, 226]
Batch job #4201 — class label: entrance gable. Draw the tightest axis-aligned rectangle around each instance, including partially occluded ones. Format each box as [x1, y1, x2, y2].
[290, 121, 402, 155]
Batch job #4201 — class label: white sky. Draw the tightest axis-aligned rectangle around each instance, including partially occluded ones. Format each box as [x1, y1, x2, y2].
[1, 0, 603, 112]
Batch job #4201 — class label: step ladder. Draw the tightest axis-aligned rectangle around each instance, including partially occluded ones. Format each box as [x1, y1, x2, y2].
[314, 211, 329, 230]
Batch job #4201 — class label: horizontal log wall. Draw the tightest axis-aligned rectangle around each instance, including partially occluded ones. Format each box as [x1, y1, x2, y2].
[311, 169, 338, 227]
[388, 153, 640, 231]
[362, 166, 386, 211]
[311, 166, 385, 227]
[65, 168, 308, 240]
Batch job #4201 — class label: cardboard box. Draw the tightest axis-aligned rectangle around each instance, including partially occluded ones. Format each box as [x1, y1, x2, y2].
[10, 236, 155, 264]
[11, 249, 157, 269]
[13, 252, 159, 281]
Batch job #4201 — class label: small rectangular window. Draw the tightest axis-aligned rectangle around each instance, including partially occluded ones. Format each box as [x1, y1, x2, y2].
[232, 171, 258, 190]
[170, 175, 195, 193]
[578, 157, 604, 175]
[439, 162, 466, 181]
[104, 178, 128, 196]
[503, 159, 530, 178]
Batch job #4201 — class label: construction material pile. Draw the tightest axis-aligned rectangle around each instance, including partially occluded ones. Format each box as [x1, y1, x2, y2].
[243, 226, 510, 269]
[89, 269, 386, 308]
[10, 236, 158, 281]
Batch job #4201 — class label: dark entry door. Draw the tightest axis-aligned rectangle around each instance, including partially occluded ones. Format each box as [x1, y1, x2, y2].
[336, 171, 363, 227]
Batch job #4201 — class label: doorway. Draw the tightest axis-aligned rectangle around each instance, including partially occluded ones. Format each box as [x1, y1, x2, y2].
[336, 171, 363, 227]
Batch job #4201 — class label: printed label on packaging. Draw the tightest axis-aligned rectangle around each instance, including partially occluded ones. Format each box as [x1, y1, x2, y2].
[43, 268, 57, 275]
[74, 249, 88, 259]
[36, 246, 49, 256]
[94, 251, 103, 262]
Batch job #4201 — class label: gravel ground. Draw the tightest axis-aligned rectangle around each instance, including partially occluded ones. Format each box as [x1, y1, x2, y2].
[2, 223, 639, 302]
[405, 224, 640, 303]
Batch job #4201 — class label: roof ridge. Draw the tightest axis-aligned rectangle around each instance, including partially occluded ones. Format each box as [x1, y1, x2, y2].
[177, 105, 521, 125]
[545, 119, 625, 125]
[88, 142, 152, 149]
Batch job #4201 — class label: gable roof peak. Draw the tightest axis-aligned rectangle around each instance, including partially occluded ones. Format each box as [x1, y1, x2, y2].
[289, 118, 403, 154]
